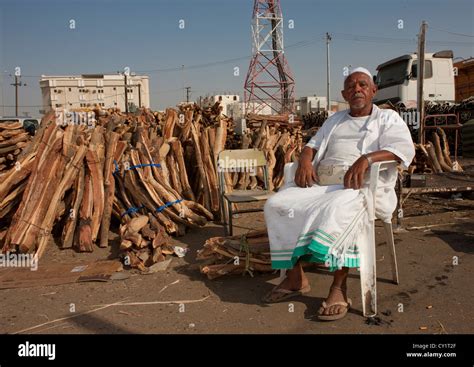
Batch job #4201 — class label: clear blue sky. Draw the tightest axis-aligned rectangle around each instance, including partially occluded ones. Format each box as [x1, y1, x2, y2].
[0, 0, 473, 117]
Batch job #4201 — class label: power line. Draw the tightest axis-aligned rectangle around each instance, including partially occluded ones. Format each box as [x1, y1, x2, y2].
[4, 32, 471, 79]
[430, 27, 474, 38]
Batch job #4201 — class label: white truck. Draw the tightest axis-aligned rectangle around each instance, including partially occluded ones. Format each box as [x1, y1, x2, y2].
[373, 50, 455, 106]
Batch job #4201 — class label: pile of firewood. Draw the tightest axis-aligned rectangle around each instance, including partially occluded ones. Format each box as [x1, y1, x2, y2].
[0, 107, 220, 259]
[302, 110, 328, 130]
[119, 214, 174, 271]
[0, 121, 32, 174]
[231, 117, 303, 191]
[196, 229, 272, 279]
[410, 128, 463, 174]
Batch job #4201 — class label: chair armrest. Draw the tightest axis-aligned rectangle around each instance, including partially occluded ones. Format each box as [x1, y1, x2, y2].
[283, 162, 298, 186]
[369, 160, 398, 193]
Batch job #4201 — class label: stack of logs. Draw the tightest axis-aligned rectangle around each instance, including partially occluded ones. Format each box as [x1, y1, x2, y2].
[0, 107, 225, 271]
[197, 229, 272, 279]
[119, 214, 174, 271]
[227, 113, 303, 191]
[410, 128, 463, 174]
[0, 121, 32, 174]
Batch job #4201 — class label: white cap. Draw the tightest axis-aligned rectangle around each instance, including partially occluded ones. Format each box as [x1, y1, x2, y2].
[345, 67, 372, 80]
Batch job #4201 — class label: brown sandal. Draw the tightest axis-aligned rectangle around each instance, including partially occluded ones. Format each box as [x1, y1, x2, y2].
[262, 283, 311, 303]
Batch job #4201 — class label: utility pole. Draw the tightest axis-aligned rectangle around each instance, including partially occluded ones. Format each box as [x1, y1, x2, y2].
[417, 20, 427, 144]
[138, 83, 142, 108]
[11, 75, 26, 116]
[123, 73, 128, 113]
[185, 86, 191, 103]
[326, 32, 332, 112]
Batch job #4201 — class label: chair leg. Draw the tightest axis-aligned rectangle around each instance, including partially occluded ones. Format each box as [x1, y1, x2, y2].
[279, 269, 287, 281]
[359, 221, 377, 317]
[229, 202, 233, 236]
[383, 221, 399, 285]
[222, 199, 229, 236]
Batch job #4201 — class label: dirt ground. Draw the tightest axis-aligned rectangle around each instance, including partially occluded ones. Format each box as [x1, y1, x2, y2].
[0, 191, 473, 335]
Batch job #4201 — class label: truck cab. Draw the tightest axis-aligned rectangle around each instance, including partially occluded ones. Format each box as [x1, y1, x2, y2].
[0, 116, 40, 135]
[373, 50, 455, 106]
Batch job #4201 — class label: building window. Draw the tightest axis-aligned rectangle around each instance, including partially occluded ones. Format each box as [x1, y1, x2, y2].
[68, 88, 72, 92]
[114, 102, 117, 105]
[219, 96, 222, 101]
[233, 96, 237, 101]
[113, 87, 116, 90]
[55, 104, 62, 108]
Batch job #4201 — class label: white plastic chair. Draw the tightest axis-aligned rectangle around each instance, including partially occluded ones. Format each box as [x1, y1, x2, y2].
[281, 160, 399, 317]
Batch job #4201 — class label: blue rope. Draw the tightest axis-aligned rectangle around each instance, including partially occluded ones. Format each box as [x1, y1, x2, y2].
[156, 199, 183, 213]
[121, 205, 145, 218]
[113, 162, 161, 175]
[113, 160, 120, 175]
[126, 163, 161, 171]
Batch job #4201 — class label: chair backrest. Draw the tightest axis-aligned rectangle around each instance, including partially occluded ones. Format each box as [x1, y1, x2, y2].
[217, 149, 270, 193]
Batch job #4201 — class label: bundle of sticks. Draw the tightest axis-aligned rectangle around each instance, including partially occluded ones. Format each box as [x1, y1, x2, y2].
[119, 214, 174, 271]
[196, 229, 272, 279]
[155, 105, 229, 218]
[0, 121, 32, 174]
[410, 128, 463, 174]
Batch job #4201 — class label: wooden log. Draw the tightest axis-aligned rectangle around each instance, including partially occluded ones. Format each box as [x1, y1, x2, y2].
[200, 127, 220, 213]
[78, 168, 94, 252]
[423, 142, 443, 173]
[190, 123, 211, 210]
[99, 132, 120, 248]
[5, 126, 65, 252]
[0, 152, 35, 204]
[170, 140, 195, 201]
[61, 166, 85, 248]
[35, 143, 88, 257]
[431, 132, 452, 172]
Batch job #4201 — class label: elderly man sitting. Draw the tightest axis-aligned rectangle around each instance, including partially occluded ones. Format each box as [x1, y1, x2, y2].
[262, 67, 415, 321]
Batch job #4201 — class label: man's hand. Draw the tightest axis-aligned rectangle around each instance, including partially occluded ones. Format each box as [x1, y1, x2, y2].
[295, 160, 318, 188]
[344, 156, 369, 189]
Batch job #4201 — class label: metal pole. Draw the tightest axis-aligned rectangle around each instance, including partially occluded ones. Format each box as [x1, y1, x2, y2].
[15, 76, 19, 116]
[417, 20, 427, 144]
[124, 73, 128, 113]
[326, 32, 331, 112]
[185, 87, 191, 103]
[138, 83, 142, 108]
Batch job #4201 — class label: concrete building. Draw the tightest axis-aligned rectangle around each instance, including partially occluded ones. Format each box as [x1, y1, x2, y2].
[39, 74, 150, 113]
[199, 94, 240, 116]
[296, 96, 328, 115]
[296, 96, 349, 115]
[226, 101, 272, 120]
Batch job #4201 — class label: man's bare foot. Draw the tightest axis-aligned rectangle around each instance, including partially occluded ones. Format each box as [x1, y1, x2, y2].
[319, 285, 349, 316]
[262, 266, 310, 303]
[276, 271, 310, 292]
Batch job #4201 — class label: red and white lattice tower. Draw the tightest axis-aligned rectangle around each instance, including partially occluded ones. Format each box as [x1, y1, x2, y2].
[244, 0, 295, 115]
